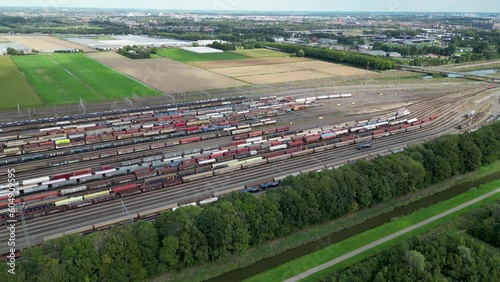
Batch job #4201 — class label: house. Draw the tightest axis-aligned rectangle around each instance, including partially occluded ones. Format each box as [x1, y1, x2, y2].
[272, 36, 284, 42]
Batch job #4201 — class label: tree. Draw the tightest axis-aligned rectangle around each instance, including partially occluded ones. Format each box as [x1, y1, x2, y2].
[38, 259, 70, 282]
[296, 49, 305, 57]
[99, 227, 147, 282]
[196, 206, 231, 261]
[160, 236, 180, 269]
[61, 236, 100, 282]
[405, 250, 426, 272]
[133, 221, 160, 277]
[7, 47, 17, 55]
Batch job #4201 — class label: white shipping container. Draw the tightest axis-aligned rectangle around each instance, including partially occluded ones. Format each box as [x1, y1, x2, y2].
[69, 173, 92, 180]
[199, 197, 218, 205]
[95, 169, 117, 175]
[245, 137, 263, 143]
[22, 176, 50, 186]
[269, 144, 287, 151]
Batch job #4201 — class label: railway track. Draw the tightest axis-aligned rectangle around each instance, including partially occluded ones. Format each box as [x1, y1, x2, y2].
[0, 81, 491, 255]
[1, 85, 482, 182]
[0, 103, 465, 254]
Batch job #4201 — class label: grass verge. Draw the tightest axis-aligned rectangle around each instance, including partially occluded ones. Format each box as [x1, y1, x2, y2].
[155, 160, 500, 282]
[156, 48, 248, 63]
[249, 180, 500, 282]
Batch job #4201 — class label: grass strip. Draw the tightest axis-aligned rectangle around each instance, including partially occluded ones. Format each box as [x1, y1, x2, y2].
[249, 180, 500, 282]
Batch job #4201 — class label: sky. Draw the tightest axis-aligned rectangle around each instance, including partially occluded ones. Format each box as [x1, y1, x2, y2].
[0, 0, 499, 13]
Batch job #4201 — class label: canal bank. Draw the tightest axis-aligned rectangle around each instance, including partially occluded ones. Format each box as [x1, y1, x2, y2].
[208, 167, 500, 282]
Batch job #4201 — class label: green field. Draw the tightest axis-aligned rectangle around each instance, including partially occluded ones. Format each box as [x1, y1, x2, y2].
[230, 48, 290, 58]
[12, 54, 159, 105]
[247, 180, 500, 282]
[156, 48, 248, 62]
[51, 54, 159, 99]
[0, 56, 43, 109]
[13, 55, 104, 105]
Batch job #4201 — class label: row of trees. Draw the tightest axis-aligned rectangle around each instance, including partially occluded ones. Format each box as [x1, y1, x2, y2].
[209, 41, 237, 51]
[117, 45, 158, 59]
[2, 122, 499, 281]
[264, 42, 397, 70]
[321, 202, 500, 282]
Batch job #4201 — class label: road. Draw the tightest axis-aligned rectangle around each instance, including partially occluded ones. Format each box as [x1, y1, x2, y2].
[283, 188, 500, 282]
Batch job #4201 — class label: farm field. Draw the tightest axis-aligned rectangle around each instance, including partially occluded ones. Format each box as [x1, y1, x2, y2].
[2, 35, 93, 52]
[87, 52, 247, 93]
[190, 57, 307, 69]
[198, 58, 373, 84]
[156, 48, 248, 62]
[12, 54, 160, 105]
[229, 48, 290, 58]
[12, 55, 102, 105]
[0, 57, 43, 110]
[52, 54, 159, 99]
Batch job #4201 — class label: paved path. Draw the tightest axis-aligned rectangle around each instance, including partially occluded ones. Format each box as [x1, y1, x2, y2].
[284, 188, 500, 282]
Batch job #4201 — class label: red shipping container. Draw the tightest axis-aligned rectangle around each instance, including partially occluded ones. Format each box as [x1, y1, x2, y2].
[22, 191, 58, 203]
[276, 126, 290, 132]
[305, 136, 321, 144]
[236, 147, 249, 153]
[232, 140, 245, 146]
[112, 184, 138, 194]
[233, 133, 248, 140]
[248, 131, 263, 137]
[180, 136, 201, 144]
[72, 168, 92, 176]
[286, 147, 301, 154]
[340, 135, 354, 141]
[51, 172, 72, 180]
[264, 151, 283, 158]
[210, 151, 225, 158]
[263, 128, 277, 134]
[289, 141, 304, 147]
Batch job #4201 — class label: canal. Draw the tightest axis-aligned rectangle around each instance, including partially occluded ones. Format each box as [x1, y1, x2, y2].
[209, 171, 500, 282]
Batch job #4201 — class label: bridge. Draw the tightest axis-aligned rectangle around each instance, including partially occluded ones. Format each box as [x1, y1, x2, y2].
[396, 65, 500, 84]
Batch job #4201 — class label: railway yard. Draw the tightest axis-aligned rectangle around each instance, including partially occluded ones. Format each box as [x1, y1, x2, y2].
[0, 78, 499, 256]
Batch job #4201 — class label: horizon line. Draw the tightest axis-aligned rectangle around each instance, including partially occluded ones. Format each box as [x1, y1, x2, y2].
[0, 6, 497, 14]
